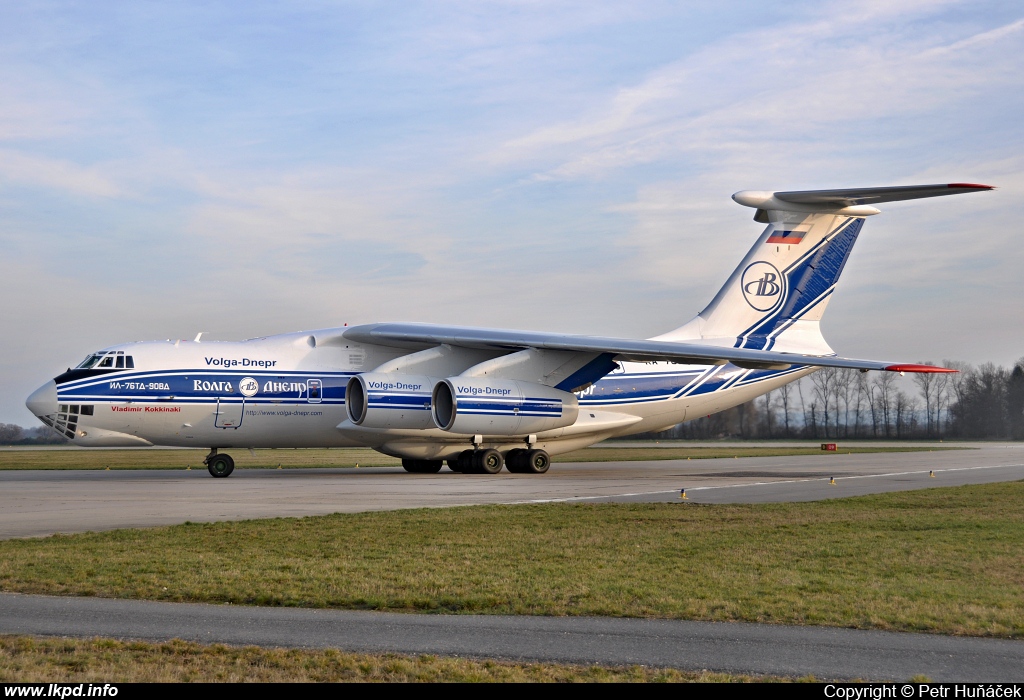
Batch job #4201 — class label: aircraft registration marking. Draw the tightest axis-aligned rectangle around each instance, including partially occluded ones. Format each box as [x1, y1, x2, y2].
[109, 382, 170, 391]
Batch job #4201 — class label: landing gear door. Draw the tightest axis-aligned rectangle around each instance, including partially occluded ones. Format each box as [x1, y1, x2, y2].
[215, 397, 244, 429]
[307, 379, 322, 404]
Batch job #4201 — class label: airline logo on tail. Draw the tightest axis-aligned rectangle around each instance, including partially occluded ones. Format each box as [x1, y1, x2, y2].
[741, 261, 786, 312]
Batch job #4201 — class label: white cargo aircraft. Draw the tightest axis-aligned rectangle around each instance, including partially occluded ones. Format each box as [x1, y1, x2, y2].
[27, 184, 992, 477]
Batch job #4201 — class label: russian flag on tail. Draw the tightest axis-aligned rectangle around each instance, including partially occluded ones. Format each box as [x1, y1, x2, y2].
[767, 229, 806, 244]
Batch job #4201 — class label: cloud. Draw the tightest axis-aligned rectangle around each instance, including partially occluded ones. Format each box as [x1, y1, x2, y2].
[488, 3, 1024, 181]
[470, 1, 1023, 310]
[0, 150, 123, 198]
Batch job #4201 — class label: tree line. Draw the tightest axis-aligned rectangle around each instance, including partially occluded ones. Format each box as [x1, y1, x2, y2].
[0, 423, 67, 445]
[643, 358, 1024, 441]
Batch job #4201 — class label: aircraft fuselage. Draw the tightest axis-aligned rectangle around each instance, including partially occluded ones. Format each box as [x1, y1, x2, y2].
[27, 329, 808, 459]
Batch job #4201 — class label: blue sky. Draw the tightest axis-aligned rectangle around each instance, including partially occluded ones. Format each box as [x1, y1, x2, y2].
[1, 0, 1022, 424]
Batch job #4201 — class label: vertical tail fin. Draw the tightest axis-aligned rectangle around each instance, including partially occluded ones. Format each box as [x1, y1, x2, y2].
[656, 184, 993, 354]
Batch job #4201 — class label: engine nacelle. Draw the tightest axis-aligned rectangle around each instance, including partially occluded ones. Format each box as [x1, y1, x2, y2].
[431, 377, 579, 436]
[346, 373, 436, 429]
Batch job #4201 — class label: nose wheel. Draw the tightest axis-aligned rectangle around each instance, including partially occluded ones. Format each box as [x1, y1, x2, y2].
[204, 449, 235, 478]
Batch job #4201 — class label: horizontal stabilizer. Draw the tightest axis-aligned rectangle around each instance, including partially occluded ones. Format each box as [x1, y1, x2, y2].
[733, 183, 993, 215]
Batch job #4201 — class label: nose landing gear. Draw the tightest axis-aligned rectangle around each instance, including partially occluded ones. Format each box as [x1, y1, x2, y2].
[204, 448, 235, 478]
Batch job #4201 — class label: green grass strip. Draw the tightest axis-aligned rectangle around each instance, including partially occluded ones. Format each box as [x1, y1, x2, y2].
[1, 481, 1021, 638]
[0, 447, 400, 470]
[0, 635, 796, 682]
[555, 446, 955, 462]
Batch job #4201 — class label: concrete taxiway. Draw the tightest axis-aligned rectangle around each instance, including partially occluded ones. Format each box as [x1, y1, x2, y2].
[1, 593, 1021, 681]
[1, 444, 1022, 539]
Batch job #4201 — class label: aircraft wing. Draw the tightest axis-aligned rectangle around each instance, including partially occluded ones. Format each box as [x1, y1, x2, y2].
[342, 323, 951, 374]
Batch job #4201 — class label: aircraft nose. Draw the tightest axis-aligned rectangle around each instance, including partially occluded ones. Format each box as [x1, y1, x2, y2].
[26, 380, 57, 418]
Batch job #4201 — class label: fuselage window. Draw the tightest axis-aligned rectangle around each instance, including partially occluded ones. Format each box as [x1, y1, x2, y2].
[80, 405, 94, 416]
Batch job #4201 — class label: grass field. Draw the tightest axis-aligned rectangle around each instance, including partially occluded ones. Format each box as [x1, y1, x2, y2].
[0, 444, 952, 470]
[0, 447, 400, 470]
[1, 481, 1020, 637]
[554, 445, 952, 462]
[0, 636, 791, 683]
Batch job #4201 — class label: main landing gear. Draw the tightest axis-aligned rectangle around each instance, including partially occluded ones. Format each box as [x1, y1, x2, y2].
[506, 448, 550, 474]
[204, 448, 234, 478]
[402, 459, 444, 473]
[444, 448, 550, 475]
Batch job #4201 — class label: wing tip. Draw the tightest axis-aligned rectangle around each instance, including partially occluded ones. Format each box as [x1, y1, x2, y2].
[947, 183, 995, 190]
[885, 364, 958, 374]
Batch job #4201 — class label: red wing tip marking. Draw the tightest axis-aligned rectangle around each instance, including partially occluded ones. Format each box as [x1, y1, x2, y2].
[947, 183, 995, 190]
[885, 364, 959, 374]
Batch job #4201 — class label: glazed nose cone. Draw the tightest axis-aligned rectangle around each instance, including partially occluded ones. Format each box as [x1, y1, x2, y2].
[26, 380, 57, 418]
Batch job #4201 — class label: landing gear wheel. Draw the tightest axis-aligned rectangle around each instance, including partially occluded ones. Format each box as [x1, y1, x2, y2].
[207, 453, 235, 478]
[446, 458, 463, 473]
[402, 459, 443, 473]
[524, 449, 550, 474]
[504, 449, 527, 473]
[474, 448, 504, 474]
[455, 449, 475, 473]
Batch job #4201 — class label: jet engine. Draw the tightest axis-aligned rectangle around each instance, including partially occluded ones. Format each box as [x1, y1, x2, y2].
[346, 373, 437, 429]
[431, 377, 578, 436]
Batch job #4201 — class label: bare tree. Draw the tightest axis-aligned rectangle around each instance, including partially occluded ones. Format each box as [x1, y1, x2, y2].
[912, 362, 939, 437]
[797, 375, 811, 436]
[775, 382, 793, 437]
[933, 372, 951, 436]
[944, 360, 973, 420]
[736, 400, 749, 438]
[873, 372, 898, 437]
[810, 368, 838, 438]
[853, 371, 869, 437]
[761, 390, 773, 438]
[894, 391, 916, 439]
[832, 368, 858, 438]
[0, 424, 23, 444]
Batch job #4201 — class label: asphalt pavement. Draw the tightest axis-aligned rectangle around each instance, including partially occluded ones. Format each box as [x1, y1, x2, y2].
[1, 593, 1021, 681]
[1, 444, 1022, 538]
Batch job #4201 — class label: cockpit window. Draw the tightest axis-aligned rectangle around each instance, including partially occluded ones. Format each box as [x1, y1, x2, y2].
[74, 352, 134, 371]
[76, 355, 101, 369]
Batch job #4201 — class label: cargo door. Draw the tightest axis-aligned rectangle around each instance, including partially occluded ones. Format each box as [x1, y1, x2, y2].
[214, 397, 245, 429]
